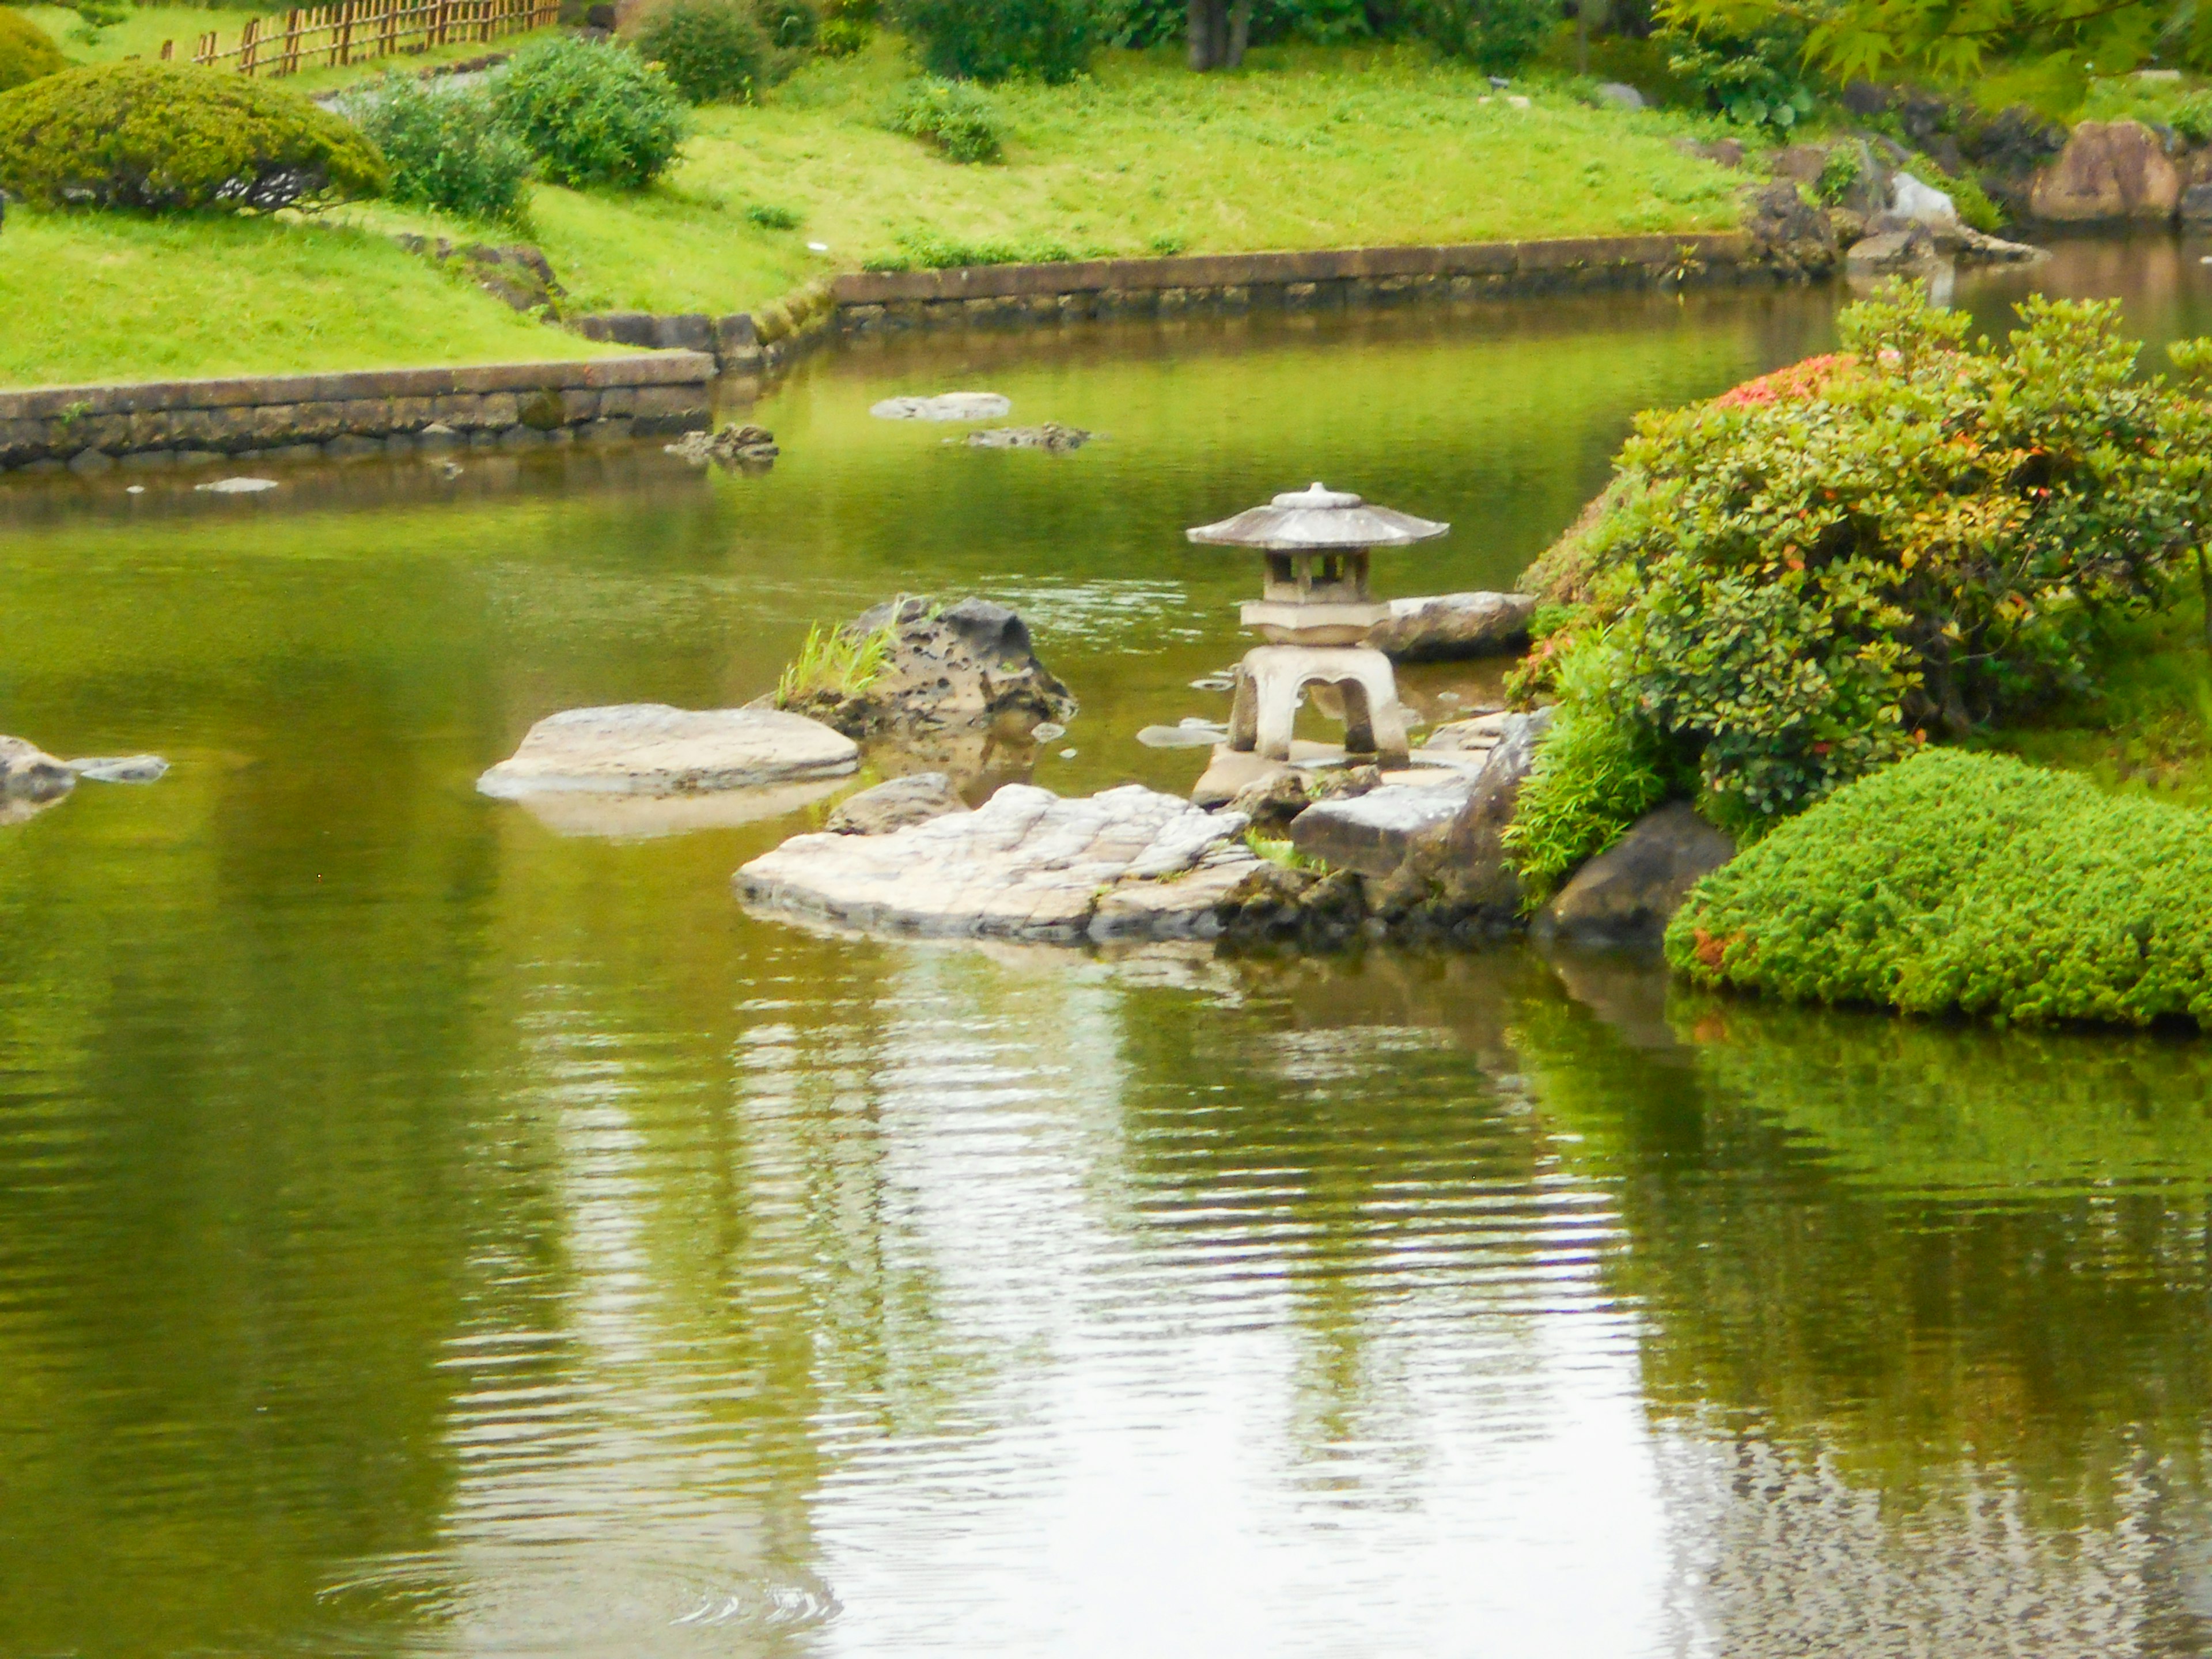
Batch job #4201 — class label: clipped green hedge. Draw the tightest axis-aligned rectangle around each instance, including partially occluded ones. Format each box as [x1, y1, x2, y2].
[0, 7, 66, 94]
[1667, 748, 2212, 1028]
[0, 60, 386, 211]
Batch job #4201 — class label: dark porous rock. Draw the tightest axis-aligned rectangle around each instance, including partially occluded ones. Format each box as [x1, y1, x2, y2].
[965, 423, 1094, 452]
[1963, 105, 2070, 215]
[1, 736, 75, 823]
[1744, 181, 1839, 279]
[788, 596, 1077, 743]
[666, 422, 778, 468]
[1361, 591, 1536, 660]
[824, 771, 970, 835]
[1534, 801, 1736, 948]
[1216, 860, 1369, 950]
[1768, 143, 1830, 182]
[1227, 769, 1313, 834]
[1287, 778, 1472, 878]
[2183, 182, 2212, 224]
[1372, 709, 1554, 923]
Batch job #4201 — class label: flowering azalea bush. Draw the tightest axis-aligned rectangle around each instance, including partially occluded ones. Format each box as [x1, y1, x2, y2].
[1508, 285, 2212, 879]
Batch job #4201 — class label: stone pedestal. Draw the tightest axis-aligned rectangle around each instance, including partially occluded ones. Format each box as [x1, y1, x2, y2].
[1226, 645, 1410, 764]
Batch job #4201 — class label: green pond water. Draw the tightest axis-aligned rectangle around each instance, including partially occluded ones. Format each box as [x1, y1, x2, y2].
[10, 242, 2212, 1658]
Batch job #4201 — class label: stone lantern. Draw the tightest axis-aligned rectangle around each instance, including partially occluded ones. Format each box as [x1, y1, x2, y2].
[1187, 482, 1448, 766]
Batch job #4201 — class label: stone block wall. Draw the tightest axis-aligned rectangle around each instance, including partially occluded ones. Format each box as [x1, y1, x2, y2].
[0, 354, 715, 475]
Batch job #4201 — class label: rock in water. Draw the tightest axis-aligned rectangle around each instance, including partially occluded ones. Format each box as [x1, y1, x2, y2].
[1889, 171, 1959, 224]
[1362, 592, 1536, 660]
[2029, 120, 2181, 223]
[67, 755, 168, 783]
[869, 392, 1012, 422]
[1743, 181, 1838, 279]
[478, 705, 858, 798]
[824, 771, 969, 835]
[1536, 801, 1736, 946]
[1, 736, 75, 802]
[965, 423, 1094, 452]
[785, 597, 1076, 741]
[665, 423, 778, 467]
[736, 783, 1258, 943]
[195, 478, 279, 494]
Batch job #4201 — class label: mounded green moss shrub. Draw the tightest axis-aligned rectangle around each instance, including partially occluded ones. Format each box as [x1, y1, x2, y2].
[349, 74, 530, 220]
[0, 7, 66, 94]
[0, 60, 386, 211]
[631, 0, 778, 104]
[887, 77, 1003, 162]
[493, 35, 687, 188]
[1666, 748, 2212, 1028]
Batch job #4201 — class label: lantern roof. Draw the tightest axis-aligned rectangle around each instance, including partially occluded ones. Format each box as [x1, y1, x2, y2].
[1185, 483, 1449, 551]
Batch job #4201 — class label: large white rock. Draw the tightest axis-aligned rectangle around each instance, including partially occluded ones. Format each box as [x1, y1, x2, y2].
[736, 782, 1258, 943]
[478, 704, 858, 798]
[1889, 172, 1959, 225]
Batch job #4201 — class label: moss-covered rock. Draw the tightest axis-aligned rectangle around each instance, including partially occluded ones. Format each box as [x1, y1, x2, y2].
[0, 8, 66, 95]
[1667, 747, 2212, 1028]
[0, 61, 386, 212]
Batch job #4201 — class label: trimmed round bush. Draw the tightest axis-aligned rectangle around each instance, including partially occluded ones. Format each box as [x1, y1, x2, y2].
[493, 36, 688, 189]
[887, 77, 1002, 162]
[0, 7, 66, 94]
[891, 0, 1096, 84]
[631, 0, 777, 104]
[350, 75, 530, 220]
[1667, 748, 2212, 1028]
[0, 60, 387, 211]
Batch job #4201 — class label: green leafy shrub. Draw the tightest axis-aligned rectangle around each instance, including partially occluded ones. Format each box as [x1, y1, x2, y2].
[1408, 0, 1557, 75]
[1520, 289, 2212, 844]
[2172, 88, 2212, 145]
[631, 0, 777, 103]
[0, 8, 66, 94]
[1503, 644, 1687, 905]
[745, 199, 802, 227]
[1662, 15, 1818, 128]
[1667, 748, 2212, 1028]
[755, 0, 821, 48]
[349, 75, 530, 220]
[887, 77, 1003, 162]
[1814, 142, 1861, 204]
[818, 0, 877, 50]
[862, 225, 1074, 268]
[891, 0, 1096, 84]
[493, 35, 687, 188]
[0, 60, 386, 211]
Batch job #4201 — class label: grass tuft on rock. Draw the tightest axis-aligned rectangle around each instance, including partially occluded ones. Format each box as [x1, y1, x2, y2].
[1666, 747, 2212, 1029]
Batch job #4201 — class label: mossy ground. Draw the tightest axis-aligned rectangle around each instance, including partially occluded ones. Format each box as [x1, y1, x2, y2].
[0, 209, 627, 389]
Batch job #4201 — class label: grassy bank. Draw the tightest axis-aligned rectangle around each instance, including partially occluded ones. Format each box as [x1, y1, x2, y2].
[0, 211, 629, 389]
[350, 39, 1747, 315]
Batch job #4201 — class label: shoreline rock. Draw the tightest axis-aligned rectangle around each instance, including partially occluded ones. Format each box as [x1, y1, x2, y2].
[736, 783, 1257, 943]
[1362, 592, 1535, 660]
[780, 597, 1076, 749]
[1534, 801, 1736, 948]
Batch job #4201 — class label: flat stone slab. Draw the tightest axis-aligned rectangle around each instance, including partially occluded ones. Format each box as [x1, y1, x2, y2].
[67, 755, 168, 783]
[736, 782, 1257, 943]
[1362, 592, 1536, 660]
[869, 392, 1012, 422]
[479, 704, 858, 798]
[1287, 776, 1476, 877]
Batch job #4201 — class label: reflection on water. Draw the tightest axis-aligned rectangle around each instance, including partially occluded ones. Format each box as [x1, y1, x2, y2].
[5, 248, 2212, 1657]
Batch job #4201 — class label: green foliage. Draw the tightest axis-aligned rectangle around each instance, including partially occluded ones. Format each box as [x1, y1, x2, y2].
[1667, 748, 2212, 1028]
[2172, 88, 2212, 144]
[1409, 0, 1558, 74]
[1529, 287, 2212, 839]
[1503, 646, 1687, 906]
[817, 14, 874, 49]
[0, 60, 386, 211]
[493, 35, 688, 188]
[632, 0, 779, 103]
[349, 75, 530, 221]
[887, 75, 1004, 162]
[774, 619, 893, 706]
[890, 0, 1097, 84]
[745, 199, 802, 226]
[862, 224, 1077, 267]
[1658, 0, 2178, 84]
[756, 0, 822, 48]
[0, 7, 65, 93]
[1245, 831, 1327, 870]
[1814, 141, 1860, 203]
[1660, 13, 1816, 127]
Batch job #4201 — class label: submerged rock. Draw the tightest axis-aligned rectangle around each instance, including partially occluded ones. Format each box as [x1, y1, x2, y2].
[1535, 801, 1736, 947]
[1362, 592, 1536, 660]
[736, 783, 1257, 943]
[870, 392, 1012, 422]
[666, 422, 778, 468]
[965, 423, 1094, 452]
[1, 736, 75, 804]
[478, 704, 858, 798]
[782, 597, 1076, 744]
[67, 755, 168, 783]
[195, 478, 279, 495]
[824, 771, 969, 835]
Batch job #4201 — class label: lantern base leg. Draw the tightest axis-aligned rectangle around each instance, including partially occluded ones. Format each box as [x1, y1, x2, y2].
[1226, 645, 1409, 766]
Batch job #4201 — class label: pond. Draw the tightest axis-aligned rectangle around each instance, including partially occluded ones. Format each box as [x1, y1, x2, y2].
[8, 238, 2212, 1659]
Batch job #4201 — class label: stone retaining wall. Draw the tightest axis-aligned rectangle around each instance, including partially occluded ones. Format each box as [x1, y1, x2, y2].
[569, 279, 838, 376]
[0, 354, 715, 475]
[832, 233, 1762, 329]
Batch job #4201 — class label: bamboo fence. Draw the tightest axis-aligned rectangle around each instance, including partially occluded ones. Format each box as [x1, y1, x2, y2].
[159, 0, 559, 78]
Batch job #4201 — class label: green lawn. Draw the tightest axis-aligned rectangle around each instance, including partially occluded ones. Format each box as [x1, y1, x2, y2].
[346, 39, 1752, 315]
[0, 210, 629, 390]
